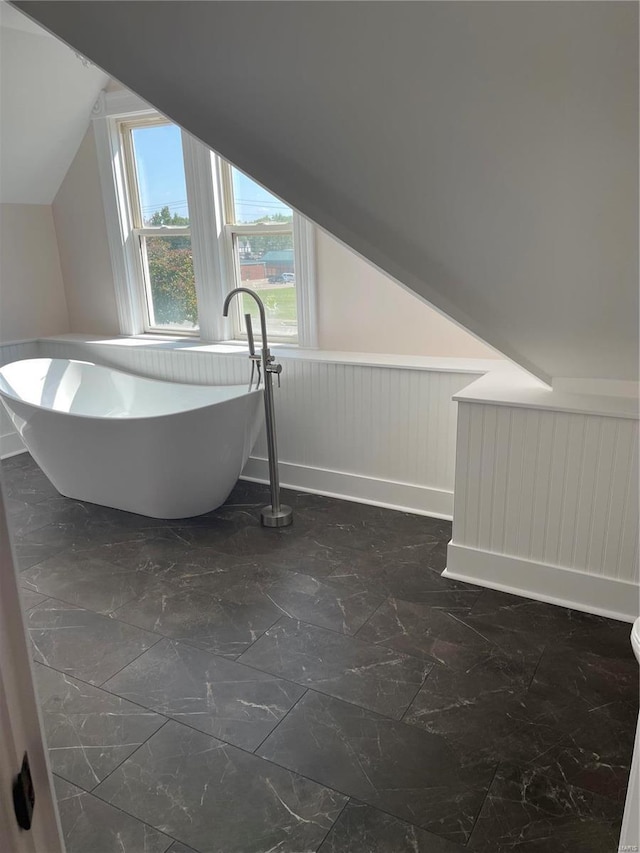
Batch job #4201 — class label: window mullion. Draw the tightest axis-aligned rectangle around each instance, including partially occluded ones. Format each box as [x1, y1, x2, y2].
[182, 133, 231, 342]
[294, 215, 317, 348]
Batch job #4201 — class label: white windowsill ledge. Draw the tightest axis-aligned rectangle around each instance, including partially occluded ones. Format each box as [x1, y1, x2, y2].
[455, 371, 639, 420]
[37, 334, 505, 376]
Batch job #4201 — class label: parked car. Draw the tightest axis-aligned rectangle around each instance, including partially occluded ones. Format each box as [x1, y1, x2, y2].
[268, 273, 295, 284]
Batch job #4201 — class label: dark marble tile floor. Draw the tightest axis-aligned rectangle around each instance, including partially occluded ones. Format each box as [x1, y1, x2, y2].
[2, 453, 637, 853]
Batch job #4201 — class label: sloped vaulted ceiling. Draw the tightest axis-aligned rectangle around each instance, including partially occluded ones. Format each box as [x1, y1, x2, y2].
[12, 1, 639, 383]
[0, 2, 107, 203]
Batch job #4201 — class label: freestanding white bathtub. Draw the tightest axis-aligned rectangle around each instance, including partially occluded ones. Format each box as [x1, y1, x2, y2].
[0, 358, 263, 518]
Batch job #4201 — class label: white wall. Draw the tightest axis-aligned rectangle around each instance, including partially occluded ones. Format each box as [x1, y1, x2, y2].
[316, 231, 497, 358]
[53, 118, 498, 358]
[17, 1, 638, 383]
[53, 127, 119, 335]
[0, 204, 69, 342]
[0, 12, 107, 204]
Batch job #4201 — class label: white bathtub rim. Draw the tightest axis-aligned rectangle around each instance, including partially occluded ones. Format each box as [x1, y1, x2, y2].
[0, 358, 261, 421]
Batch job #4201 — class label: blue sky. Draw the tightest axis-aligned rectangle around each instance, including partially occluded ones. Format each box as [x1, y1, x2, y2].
[133, 124, 291, 223]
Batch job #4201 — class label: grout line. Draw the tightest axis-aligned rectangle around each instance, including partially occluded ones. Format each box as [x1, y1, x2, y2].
[87, 718, 172, 795]
[398, 661, 436, 723]
[463, 760, 501, 847]
[525, 642, 548, 692]
[251, 688, 309, 755]
[52, 769, 184, 851]
[314, 795, 351, 852]
[351, 595, 390, 641]
[96, 636, 166, 688]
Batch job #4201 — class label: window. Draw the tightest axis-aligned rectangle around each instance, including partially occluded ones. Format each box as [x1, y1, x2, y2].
[121, 119, 198, 334]
[223, 166, 297, 342]
[93, 91, 316, 346]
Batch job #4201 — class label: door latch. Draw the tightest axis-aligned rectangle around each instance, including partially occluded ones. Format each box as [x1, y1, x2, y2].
[13, 752, 35, 831]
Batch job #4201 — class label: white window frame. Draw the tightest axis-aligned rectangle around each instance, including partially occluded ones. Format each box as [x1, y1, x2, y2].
[120, 115, 196, 335]
[92, 89, 317, 346]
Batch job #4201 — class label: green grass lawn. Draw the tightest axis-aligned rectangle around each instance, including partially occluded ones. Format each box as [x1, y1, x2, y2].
[242, 286, 297, 327]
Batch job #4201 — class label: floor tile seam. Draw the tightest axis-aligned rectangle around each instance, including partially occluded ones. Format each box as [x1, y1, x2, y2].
[258, 681, 493, 745]
[105, 690, 315, 762]
[237, 646, 434, 718]
[462, 759, 502, 848]
[95, 635, 167, 689]
[313, 795, 351, 852]
[91, 714, 356, 827]
[11, 515, 65, 539]
[398, 661, 437, 723]
[477, 757, 632, 810]
[349, 597, 494, 665]
[257, 564, 390, 604]
[98, 662, 314, 751]
[15, 545, 68, 573]
[92, 730, 480, 853]
[23, 544, 158, 576]
[80, 654, 463, 753]
[103, 628, 316, 697]
[86, 717, 173, 796]
[236, 650, 444, 724]
[254, 739, 482, 850]
[463, 599, 620, 647]
[52, 768, 184, 852]
[251, 688, 310, 755]
[524, 641, 549, 692]
[238, 612, 435, 666]
[28, 592, 168, 646]
[533, 741, 636, 803]
[26, 590, 140, 619]
[34, 659, 173, 719]
[23, 595, 52, 612]
[104, 560, 380, 611]
[351, 595, 394, 642]
[19, 577, 150, 620]
[321, 796, 474, 852]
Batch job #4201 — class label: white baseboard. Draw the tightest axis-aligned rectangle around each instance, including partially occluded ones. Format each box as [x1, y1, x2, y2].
[0, 432, 26, 460]
[445, 541, 639, 623]
[241, 457, 453, 519]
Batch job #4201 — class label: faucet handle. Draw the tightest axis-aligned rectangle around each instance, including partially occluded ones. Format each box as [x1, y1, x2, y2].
[266, 361, 283, 388]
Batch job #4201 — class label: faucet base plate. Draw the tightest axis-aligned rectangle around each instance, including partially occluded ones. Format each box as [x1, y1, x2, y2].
[260, 504, 293, 528]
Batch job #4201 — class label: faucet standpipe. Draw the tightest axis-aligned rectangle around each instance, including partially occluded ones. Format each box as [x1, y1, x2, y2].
[223, 289, 293, 528]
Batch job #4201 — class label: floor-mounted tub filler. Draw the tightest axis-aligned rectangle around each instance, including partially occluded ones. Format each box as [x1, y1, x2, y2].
[223, 288, 293, 528]
[0, 357, 262, 518]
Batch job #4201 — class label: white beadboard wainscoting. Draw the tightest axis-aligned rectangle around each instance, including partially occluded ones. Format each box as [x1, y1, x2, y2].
[0, 336, 494, 518]
[446, 382, 640, 622]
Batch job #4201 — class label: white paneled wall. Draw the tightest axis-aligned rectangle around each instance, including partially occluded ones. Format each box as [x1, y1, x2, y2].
[1, 338, 484, 517]
[447, 400, 640, 621]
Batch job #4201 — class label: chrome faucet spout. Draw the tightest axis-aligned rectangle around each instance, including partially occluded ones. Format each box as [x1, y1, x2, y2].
[223, 288, 269, 359]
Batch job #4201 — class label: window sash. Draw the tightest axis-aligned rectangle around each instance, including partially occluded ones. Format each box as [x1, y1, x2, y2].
[225, 225, 297, 343]
[136, 233, 199, 335]
[120, 118, 199, 335]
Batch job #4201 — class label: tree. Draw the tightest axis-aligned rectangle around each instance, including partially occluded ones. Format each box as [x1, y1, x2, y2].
[147, 206, 190, 250]
[147, 205, 189, 227]
[146, 237, 197, 326]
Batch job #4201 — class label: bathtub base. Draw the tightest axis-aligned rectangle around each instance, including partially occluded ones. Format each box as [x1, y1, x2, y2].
[260, 504, 293, 528]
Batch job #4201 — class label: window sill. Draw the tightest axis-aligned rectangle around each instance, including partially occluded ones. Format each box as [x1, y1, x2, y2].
[38, 333, 504, 375]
